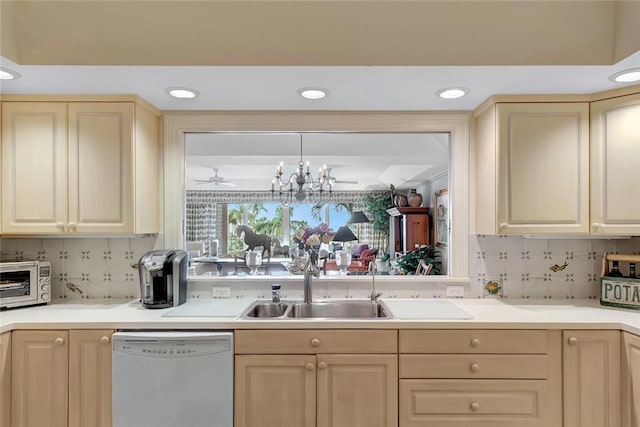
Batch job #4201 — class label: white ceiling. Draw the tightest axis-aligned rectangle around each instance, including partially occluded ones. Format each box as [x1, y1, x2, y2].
[185, 133, 449, 191]
[2, 52, 640, 111]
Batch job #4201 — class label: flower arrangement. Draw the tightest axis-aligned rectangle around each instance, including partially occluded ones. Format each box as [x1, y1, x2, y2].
[293, 223, 335, 249]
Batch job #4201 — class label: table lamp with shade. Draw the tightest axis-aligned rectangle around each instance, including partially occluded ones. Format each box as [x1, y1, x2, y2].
[347, 211, 370, 239]
[332, 226, 358, 275]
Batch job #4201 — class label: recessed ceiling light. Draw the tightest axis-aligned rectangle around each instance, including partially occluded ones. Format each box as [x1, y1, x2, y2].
[298, 88, 328, 100]
[166, 87, 199, 99]
[609, 68, 640, 83]
[0, 67, 21, 80]
[436, 87, 469, 99]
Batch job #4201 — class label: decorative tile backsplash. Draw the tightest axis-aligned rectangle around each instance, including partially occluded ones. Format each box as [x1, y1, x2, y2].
[1, 236, 161, 301]
[469, 235, 640, 300]
[2, 234, 639, 301]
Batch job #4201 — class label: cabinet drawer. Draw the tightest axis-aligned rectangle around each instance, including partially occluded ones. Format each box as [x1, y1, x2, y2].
[235, 330, 397, 354]
[399, 354, 548, 379]
[400, 330, 548, 354]
[400, 379, 556, 427]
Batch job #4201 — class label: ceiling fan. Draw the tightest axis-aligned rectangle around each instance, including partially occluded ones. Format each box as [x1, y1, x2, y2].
[193, 168, 236, 187]
[325, 167, 358, 185]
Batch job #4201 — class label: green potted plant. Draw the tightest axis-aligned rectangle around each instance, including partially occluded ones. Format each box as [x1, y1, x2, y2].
[362, 193, 391, 253]
[395, 245, 442, 275]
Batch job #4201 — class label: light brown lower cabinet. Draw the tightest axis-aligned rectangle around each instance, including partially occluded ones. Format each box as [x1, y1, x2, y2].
[563, 330, 621, 427]
[623, 332, 640, 427]
[398, 329, 562, 427]
[68, 330, 113, 427]
[235, 355, 317, 427]
[10, 329, 113, 427]
[1, 332, 11, 427]
[11, 330, 69, 427]
[234, 329, 398, 427]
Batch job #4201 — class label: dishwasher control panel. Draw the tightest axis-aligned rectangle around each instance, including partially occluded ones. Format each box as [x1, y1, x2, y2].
[113, 332, 231, 358]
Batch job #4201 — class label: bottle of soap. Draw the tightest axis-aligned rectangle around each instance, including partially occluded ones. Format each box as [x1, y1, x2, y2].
[271, 284, 281, 303]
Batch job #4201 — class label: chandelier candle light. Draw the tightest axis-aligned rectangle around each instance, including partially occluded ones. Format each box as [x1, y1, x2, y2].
[271, 134, 333, 204]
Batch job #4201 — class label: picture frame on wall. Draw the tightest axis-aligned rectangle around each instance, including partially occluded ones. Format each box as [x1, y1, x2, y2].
[434, 189, 449, 247]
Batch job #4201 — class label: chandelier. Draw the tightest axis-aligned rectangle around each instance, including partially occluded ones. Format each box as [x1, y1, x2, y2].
[271, 134, 333, 204]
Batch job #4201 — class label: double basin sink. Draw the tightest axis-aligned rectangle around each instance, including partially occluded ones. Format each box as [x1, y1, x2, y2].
[239, 300, 393, 320]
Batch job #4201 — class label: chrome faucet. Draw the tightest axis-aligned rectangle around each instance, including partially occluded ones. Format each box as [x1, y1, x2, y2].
[303, 257, 319, 303]
[369, 257, 382, 302]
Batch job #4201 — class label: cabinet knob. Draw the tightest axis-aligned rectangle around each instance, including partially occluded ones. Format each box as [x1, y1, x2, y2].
[100, 336, 110, 344]
[499, 223, 509, 230]
[318, 362, 327, 370]
[470, 402, 480, 411]
[470, 338, 480, 347]
[305, 363, 314, 371]
[311, 338, 320, 347]
[56, 222, 65, 230]
[470, 363, 481, 372]
[68, 222, 77, 230]
[568, 336, 578, 346]
[592, 223, 600, 230]
[54, 337, 65, 346]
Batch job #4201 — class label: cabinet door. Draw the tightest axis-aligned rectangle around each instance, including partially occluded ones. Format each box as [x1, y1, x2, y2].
[623, 332, 640, 427]
[0, 332, 10, 427]
[317, 354, 398, 427]
[11, 330, 68, 427]
[404, 214, 429, 250]
[68, 102, 133, 234]
[563, 330, 620, 427]
[591, 93, 640, 234]
[235, 355, 316, 427]
[1, 102, 68, 233]
[69, 330, 113, 427]
[496, 103, 590, 234]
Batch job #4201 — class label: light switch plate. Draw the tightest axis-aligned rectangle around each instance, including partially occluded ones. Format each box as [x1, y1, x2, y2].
[212, 286, 231, 298]
[446, 285, 464, 298]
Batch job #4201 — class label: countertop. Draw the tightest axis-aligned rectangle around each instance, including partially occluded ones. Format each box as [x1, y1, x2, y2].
[1, 298, 639, 335]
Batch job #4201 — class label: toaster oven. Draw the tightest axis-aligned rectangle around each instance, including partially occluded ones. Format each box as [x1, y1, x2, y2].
[0, 259, 51, 309]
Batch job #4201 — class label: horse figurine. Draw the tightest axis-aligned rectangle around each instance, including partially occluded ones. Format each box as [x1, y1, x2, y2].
[235, 225, 272, 257]
[271, 238, 290, 258]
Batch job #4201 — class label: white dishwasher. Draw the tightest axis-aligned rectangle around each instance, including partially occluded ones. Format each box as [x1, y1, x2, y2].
[112, 331, 233, 427]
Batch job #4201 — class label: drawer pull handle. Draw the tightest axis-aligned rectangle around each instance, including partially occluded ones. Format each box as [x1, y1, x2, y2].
[56, 222, 65, 230]
[311, 338, 320, 347]
[470, 402, 480, 411]
[470, 338, 480, 347]
[318, 362, 327, 370]
[54, 337, 65, 346]
[470, 363, 480, 372]
[100, 336, 110, 344]
[305, 363, 314, 371]
[568, 336, 578, 346]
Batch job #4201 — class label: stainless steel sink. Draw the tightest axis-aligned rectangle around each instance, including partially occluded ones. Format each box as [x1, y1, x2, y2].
[239, 300, 393, 320]
[240, 302, 288, 318]
[286, 301, 391, 319]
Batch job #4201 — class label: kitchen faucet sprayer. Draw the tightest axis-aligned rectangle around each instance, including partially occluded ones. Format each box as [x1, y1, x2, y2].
[370, 256, 382, 302]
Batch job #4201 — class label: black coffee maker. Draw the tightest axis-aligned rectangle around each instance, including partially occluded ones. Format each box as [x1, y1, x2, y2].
[138, 249, 188, 309]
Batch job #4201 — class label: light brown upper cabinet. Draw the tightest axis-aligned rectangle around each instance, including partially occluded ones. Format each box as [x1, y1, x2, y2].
[590, 93, 640, 235]
[1, 98, 159, 235]
[475, 101, 590, 235]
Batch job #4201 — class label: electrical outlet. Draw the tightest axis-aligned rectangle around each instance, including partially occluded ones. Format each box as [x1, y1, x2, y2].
[446, 285, 464, 298]
[212, 286, 231, 298]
